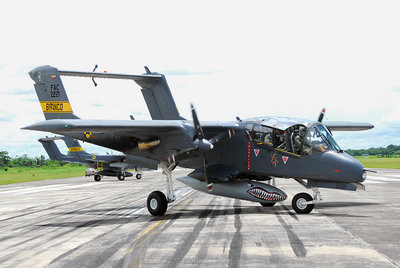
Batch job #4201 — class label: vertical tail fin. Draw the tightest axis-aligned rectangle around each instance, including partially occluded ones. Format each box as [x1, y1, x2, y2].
[29, 65, 79, 120]
[138, 67, 185, 120]
[38, 137, 72, 162]
[60, 136, 91, 161]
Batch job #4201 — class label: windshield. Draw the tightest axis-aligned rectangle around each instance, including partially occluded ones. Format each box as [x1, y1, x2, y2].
[302, 124, 341, 155]
[316, 124, 341, 152]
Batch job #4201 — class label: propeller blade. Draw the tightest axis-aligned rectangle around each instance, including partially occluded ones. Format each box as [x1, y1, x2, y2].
[317, 108, 326, 123]
[202, 156, 213, 191]
[168, 147, 198, 164]
[209, 129, 235, 145]
[191, 103, 204, 140]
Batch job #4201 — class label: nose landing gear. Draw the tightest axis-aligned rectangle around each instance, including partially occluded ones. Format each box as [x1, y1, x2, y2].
[292, 179, 323, 214]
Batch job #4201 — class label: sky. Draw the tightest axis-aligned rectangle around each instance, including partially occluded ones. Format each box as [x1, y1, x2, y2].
[1, 0, 400, 158]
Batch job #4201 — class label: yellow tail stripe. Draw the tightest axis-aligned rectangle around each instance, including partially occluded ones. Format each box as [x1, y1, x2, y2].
[40, 101, 73, 113]
[68, 147, 84, 152]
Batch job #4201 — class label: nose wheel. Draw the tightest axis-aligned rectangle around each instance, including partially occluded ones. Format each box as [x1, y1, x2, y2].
[292, 193, 314, 214]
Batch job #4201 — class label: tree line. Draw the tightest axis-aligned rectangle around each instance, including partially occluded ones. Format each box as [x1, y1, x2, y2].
[346, 144, 400, 157]
[0, 151, 81, 169]
[1, 144, 399, 168]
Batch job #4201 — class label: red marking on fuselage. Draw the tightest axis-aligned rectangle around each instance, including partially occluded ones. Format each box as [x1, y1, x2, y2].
[247, 142, 251, 170]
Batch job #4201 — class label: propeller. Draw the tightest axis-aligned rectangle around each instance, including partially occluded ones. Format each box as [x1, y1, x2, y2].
[317, 107, 326, 122]
[168, 104, 235, 191]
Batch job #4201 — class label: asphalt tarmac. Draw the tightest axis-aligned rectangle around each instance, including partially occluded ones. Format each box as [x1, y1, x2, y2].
[0, 168, 399, 268]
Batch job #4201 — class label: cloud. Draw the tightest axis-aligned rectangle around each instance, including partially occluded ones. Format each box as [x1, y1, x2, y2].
[162, 69, 218, 76]
[6, 88, 35, 96]
[334, 121, 400, 150]
[1, 0, 400, 158]
[0, 110, 15, 122]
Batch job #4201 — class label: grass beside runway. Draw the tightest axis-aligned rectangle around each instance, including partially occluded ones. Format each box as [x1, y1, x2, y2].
[0, 165, 86, 185]
[356, 156, 400, 169]
[0, 156, 398, 186]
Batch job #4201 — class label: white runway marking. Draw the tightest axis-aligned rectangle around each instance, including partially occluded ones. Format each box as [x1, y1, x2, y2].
[0, 183, 94, 195]
[364, 175, 400, 184]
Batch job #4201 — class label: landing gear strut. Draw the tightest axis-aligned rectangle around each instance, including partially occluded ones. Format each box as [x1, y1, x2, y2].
[147, 162, 176, 216]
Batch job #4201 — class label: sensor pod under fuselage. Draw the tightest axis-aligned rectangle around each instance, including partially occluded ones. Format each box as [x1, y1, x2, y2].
[177, 177, 287, 204]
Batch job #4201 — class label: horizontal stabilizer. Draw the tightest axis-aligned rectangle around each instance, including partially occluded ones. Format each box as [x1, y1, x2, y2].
[59, 70, 162, 81]
[38, 136, 63, 142]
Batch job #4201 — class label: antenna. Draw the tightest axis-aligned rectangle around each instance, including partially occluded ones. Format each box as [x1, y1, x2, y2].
[92, 64, 98, 87]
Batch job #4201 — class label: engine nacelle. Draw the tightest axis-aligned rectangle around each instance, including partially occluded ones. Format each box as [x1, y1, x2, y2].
[177, 177, 287, 204]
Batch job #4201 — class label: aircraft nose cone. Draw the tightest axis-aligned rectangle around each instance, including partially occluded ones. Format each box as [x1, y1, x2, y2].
[329, 152, 365, 183]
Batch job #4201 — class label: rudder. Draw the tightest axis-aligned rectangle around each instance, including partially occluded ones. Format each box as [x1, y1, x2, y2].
[38, 138, 72, 162]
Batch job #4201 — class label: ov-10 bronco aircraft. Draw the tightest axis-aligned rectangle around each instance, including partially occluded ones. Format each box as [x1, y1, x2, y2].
[39, 136, 143, 181]
[23, 65, 374, 216]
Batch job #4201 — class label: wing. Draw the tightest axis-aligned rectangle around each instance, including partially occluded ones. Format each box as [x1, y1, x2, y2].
[24, 119, 195, 161]
[323, 121, 374, 131]
[23, 119, 186, 136]
[24, 119, 239, 164]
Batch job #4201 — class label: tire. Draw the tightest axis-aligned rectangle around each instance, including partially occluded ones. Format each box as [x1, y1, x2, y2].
[147, 191, 168, 216]
[292, 193, 314, 214]
[94, 175, 101, 182]
[136, 173, 142, 180]
[118, 174, 125, 181]
[260, 202, 276, 207]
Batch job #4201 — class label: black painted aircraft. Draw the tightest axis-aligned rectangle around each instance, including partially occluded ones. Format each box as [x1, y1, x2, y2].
[23, 65, 374, 215]
[39, 136, 143, 181]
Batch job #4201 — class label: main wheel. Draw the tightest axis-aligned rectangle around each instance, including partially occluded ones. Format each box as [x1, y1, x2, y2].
[118, 174, 125, 181]
[260, 202, 276, 207]
[136, 173, 142, 180]
[292, 193, 314, 214]
[147, 191, 168, 216]
[94, 175, 101, 182]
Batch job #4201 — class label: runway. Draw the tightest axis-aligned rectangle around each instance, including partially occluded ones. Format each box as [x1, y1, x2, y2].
[0, 169, 399, 267]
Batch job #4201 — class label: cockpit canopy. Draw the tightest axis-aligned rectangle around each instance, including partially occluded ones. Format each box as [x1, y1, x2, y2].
[245, 118, 341, 156]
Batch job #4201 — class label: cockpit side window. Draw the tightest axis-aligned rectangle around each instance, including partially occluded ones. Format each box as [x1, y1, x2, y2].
[248, 124, 286, 149]
[251, 124, 274, 146]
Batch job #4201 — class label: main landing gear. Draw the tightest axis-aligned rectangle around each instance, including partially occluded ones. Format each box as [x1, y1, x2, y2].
[292, 179, 322, 214]
[147, 163, 176, 216]
[117, 173, 125, 181]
